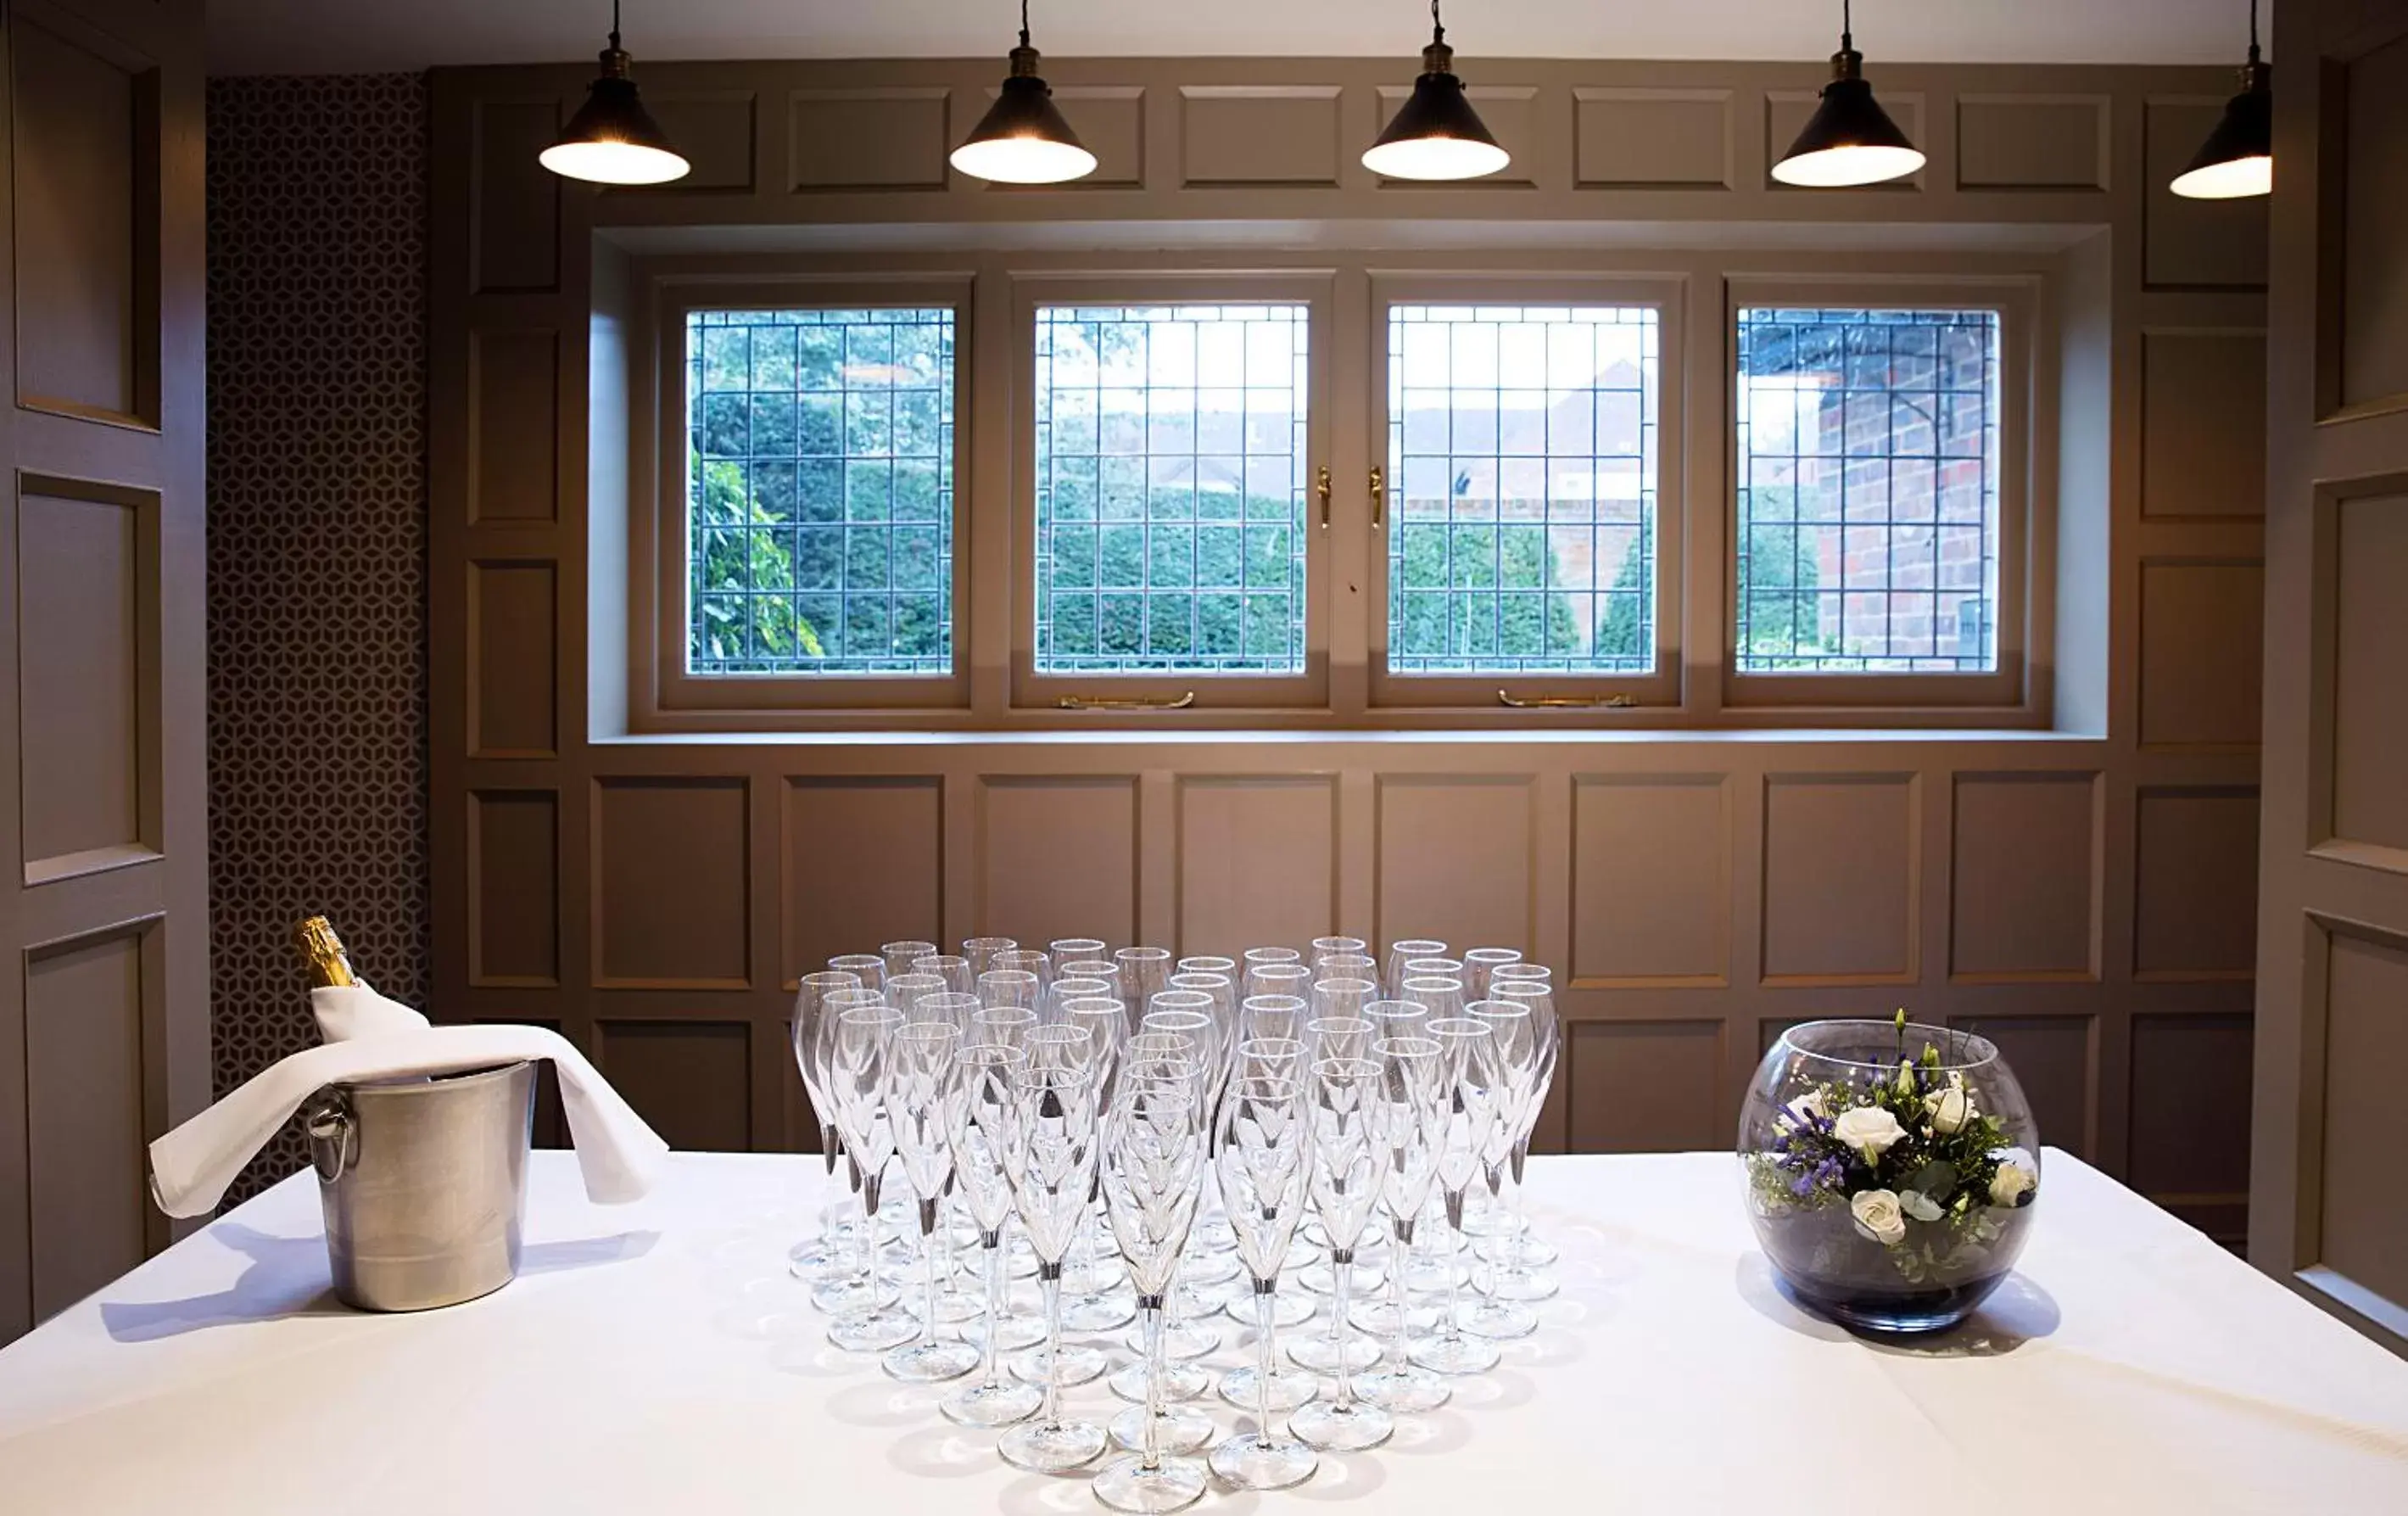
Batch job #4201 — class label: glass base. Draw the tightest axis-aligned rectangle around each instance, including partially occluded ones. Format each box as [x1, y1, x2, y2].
[1092, 1453, 1209, 1513]
[1194, 1218, 1238, 1251]
[1482, 1264, 1559, 1302]
[1288, 1398, 1394, 1452]
[1400, 1256, 1471, 1294]
[939, 1375, 1042, 1427]
[1357, 1363, 1452, 1413]
[1109, 1401, 1215, 1455]
[1109, 1357, 1210, 1403]
[1012, 1341, 1108, 1387]
[827, 1304, 917, 1353]
[810, 1274, 897, 1316]
[1063, 1289, 1138, 1333]
[1460, 1299, 1539, 1340]
[1296, 1261, 1383, 1296]
[1224, 1291, 1314, 1328]
[1349, 1299, 1438, 1337]
[1207, 1432, 1317, 1491]
[1179, 1249, 1240, 1285]
[1479, 1232, 1558, 1269]
[925, 1284, 986, 1324]
[1218, 1363, 1317, 1413]
[1128, 1318, 1221, 1361]
[1287, 1330, 1382, 1373]
[882, 1337, 980, 1382]
[959, 1310, 1047, 1352]
[1408, 1331, 1500, 1375]
[1063, 1255, 1127, 1295]
[785, 1238, 852, 1282]
[997, 1417, 1108, 1473]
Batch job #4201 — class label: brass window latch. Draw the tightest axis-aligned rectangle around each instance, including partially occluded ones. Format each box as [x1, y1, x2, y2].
[1497, 689, 1639, 708]
[1369, 464, 1386, 530]
[1057, 691, 1199, 711]
[1316, 464, 1332, 529]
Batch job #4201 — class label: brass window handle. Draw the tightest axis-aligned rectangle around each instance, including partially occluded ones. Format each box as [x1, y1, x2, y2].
[1057, 691, 1198, 711]
[1316, 464, 1332, 529]
[1497, 689, 1639, 708]
[1370, 464, 1385, 531]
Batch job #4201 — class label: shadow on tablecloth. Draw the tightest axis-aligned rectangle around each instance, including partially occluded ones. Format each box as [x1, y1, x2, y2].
[1732, 1250, 2062, 1356]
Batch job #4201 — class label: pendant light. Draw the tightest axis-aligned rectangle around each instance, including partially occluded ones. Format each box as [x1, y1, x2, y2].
[2171, 0, 2271, 199]
[539, 0, 690, 186]
[1362, 0, 1511, 182]
[950, 0, 1098, 185]
[1771, 0, 1925, 188]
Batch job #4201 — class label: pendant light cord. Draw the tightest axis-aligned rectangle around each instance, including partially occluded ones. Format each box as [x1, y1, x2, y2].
[1841, 0, 1852, 52]
[1020, 0, 1032, 49]
[609, 0, 622, 52]
[1432, 0, 1445, 47]
[2248, 0, 2260, 64]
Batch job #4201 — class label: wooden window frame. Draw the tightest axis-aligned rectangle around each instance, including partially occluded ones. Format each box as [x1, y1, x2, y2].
[1008, 271, 1336, 714]
[1366, 272, 1686, 712]
[1722, 275, 2042, 713]
[642, 272, 976, 715]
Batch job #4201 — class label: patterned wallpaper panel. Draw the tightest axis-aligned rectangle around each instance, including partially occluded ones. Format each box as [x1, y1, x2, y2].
[206, 74, 431, 1200]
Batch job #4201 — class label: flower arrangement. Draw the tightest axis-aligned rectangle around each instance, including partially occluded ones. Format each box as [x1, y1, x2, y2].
[1746, 1010, 2037, 1288]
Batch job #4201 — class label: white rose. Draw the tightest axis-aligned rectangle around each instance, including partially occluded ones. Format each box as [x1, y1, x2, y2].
[1924, 1084, 1975, 1133]
[1989, 1161, 2036, 1208]
[1850, 1189, 1908, 1246]
[1776, 1088, 1828, 1131]
[1832, 1105, 1907, 1158]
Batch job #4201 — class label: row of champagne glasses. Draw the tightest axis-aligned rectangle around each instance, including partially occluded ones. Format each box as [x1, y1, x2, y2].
[788, 935, 1560, 1511]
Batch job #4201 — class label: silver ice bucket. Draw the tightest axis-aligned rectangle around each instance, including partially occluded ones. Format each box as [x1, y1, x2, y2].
[303, 1060, 536, 1312]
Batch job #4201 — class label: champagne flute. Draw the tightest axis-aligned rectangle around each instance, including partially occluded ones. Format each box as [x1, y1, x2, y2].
[941, 1044, 1044, 1425]
[1461, 946, 1522, 1000]
[996, 1062, 1109, 1473]
[1481, 981, 1563, 1284]
[1175, 954, 1236, 977]
[1060, 996, 1137, 1333]
[943, 1041, 1049, 1417]
[1310, 935, 1367, 968]
[1316, 953, 1379, 983]
[1458, 998, 1540, 1340]
[1115, 945, 1174, 1008]
[1410, 1017, 1503, 1375]
[1404, 955, 1464, 982]
[1382, 938, 1448, 996]
[1050, 936, 1109, 966]
[1207, 1075, 1318, 1491]
[881, 939, 939, 983]
[913, 953, 975, 995]
[1010, 1024, 1108, 1388]
[1244, 960, 1313, 1002]
[1112, 1040, 1224, 1371]
[788, 969, 862, 1279]
[1093, 1077, 1211, 1513]
[997, 948, 1054, 989]
[1288, 1056, 1394, 1451]
[1243, 944, 1301, 973]
[1356, 1036, 1451, 1413]
[978, 968, 1040, 1013]
[824, 1004, 917, 1352]
[1239, 993, 1307, 1046]
[961, 936, 1018, 979]
[828, 953, 886, 993]
[883, 1022, 981, 1381]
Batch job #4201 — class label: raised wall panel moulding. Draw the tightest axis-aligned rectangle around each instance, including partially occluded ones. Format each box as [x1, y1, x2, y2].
[2131, 786, 2259, 981]
[780, 776, 944, 987]
[2126, 1010, 2253, 1243]
[466, 329, 560, 524]
[787, 88, 950, 192]
[1948, 771, 2102, 982]
[591, 776, 751, 988]
[975, 775, 1138, 950]
[1569, 774, 1730, 986]
[1572, 88, 1734, 190]
[1373, 775, 1535, 958]
[2326, 489, 2408, 859]
[2339, 30, 2408, 410]
[1945, 1011, 2097, 1158]
[1176, 85, 1344, 189]
[1173, 775, 1338, 961]
[470, 99, 561, 294]
[466, 559, 557, 758]
[2139, 330, 2268, 520]
[2315, 923, 2408, 1317]
[2136, 558, 2265, 748]
[1564, 1019, 1726, 1153]
[1954, 94, 2110, 192]
[595, 1019, 752, 1151]
[1760, 773, 1919, 984]
[467, 788, 560, 987]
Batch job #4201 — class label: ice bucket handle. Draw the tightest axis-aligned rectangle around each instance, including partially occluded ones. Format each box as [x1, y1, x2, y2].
[305, 1093, 356, 1183]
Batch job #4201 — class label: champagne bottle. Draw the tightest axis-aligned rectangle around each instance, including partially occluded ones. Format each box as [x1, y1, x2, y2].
[294, 915, 359, 988]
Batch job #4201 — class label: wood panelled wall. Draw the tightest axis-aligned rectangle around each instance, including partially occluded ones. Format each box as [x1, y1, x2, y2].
[428, 55, 2266, 1242]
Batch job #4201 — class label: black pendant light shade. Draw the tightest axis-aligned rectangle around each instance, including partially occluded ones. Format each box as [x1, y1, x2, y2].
[539, 3, 690, 186]
[1772, 3, 1925, 188]
[951, 3, 1098, 184]
[1362, 4, 1510, 181]
[2171, 1, 2271, 199]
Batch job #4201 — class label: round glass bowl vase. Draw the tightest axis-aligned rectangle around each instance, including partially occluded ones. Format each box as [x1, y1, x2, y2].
[1738, 1020, 2040, 1335]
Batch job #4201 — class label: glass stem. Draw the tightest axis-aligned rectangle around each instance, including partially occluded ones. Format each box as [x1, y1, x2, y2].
[1440, 1188, 1465, 1343]
[979, 1232, 1004, 1385]
[1254, 1282, 1277, 1435]
[1508, 1135, 1532, 1245]
[919, 1198, 941, 1346]
[1138, 1298, 1165, 1473]
[1037, 1262, 1065, 1429]
[1330, 1247, 1355, 1409]
[859, 1166, 884, 1302]
[1387, 1217, 1414, 1366]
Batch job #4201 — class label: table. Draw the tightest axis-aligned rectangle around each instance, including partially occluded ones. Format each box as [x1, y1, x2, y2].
[1, 1150, 2402, 1513]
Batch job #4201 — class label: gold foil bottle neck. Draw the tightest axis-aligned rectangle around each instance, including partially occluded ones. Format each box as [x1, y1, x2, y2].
[294, 916, 358, 988]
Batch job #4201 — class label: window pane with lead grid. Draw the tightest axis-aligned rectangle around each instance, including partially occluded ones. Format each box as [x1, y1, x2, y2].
[1033, 304, 1310, 675]
[1734, 307, 2001, 674]
[684, 307, 955, 676]
[1384, 305, 1660, 676]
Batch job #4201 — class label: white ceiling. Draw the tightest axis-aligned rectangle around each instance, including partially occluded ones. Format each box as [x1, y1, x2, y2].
[206, 0, 2263, 76]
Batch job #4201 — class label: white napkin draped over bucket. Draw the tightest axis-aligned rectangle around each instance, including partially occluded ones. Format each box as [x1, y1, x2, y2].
[148, 986, 670, 1219]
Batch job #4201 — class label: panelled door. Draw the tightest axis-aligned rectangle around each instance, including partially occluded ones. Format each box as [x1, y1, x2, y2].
[0, 0, 209, 1343]
[2251, 0, 2408, 1351]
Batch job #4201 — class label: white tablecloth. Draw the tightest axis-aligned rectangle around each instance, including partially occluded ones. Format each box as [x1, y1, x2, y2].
[0, 1150, 2401, 1514]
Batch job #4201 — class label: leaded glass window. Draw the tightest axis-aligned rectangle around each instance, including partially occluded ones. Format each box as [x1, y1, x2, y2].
[1384, 305, 1660, 675]
[1032, 304, 1310, 675]
[1735, 307, 2000, 674]
[685, 306, 955, 676]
